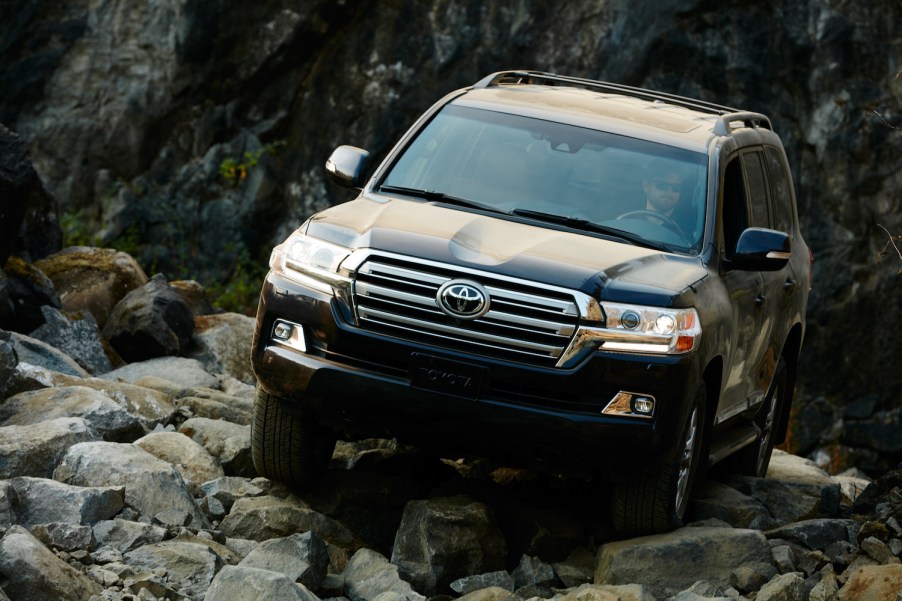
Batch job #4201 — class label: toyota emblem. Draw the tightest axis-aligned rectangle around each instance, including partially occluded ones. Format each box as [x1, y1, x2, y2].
[437, 280, 489, 319]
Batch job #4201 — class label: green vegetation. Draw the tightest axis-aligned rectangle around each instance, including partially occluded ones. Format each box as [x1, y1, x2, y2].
[219, 140, 287, 187]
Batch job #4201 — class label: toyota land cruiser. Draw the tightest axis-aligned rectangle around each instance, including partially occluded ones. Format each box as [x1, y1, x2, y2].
[250, 71, 811, 537]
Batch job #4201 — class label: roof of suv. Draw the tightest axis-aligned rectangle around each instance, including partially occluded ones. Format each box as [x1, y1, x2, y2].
[453, 71, 772, 154]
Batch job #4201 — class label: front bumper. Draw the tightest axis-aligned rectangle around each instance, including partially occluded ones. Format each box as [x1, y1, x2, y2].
[252, 271, 702, 474]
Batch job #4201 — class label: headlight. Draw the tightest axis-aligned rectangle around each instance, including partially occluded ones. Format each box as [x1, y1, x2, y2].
[599, 302, 701, 354]
[270, 234, 352, 289]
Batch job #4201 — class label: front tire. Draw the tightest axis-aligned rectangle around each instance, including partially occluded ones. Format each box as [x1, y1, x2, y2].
[251, 386, 337, 487]
[610, 384, 707, 537]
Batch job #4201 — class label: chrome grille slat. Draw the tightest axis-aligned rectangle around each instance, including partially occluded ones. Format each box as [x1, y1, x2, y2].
[352, 256, 581, 365]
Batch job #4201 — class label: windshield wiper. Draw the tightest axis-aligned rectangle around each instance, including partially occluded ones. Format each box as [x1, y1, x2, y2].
[510, 209, 674, 252]
[377, 185, 503, 214]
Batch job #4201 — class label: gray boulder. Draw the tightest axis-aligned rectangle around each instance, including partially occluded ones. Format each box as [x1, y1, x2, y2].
[595, 526, 773, 599]
[345, 548, 426, 601]
[755, 572, 806, 601]
[218, 494, 360, 549]
[29, 305, 113, 374]
[0, 525, 101, 601]
[238, 531, 329, 589]
[391, 495, 508, 595]
[29, 521, 95, 552]
[92, 518, 168, 553]
[204, 565, 322, 601]
[0, 417, 96, 479]
[52, 441, 209, 528]
[4, 330, 89, 378]
[7, 476, 123, 527]
[124, 539, 226, 599]
[134, 431, 225, 485]
[178, 416, 254, 477]
[450, 571, 515, 595]
[102, 273, 195, 362]
[100, 356, 220, 389]
[692, 480, 772, 528]
[34, 246, 148, 330]
[0, 385, 143, 441]
[189, 312, 257, 384]
[765, 518, 858, 551]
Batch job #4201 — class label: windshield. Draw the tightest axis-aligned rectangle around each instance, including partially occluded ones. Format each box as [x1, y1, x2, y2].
[381, 104, 708, 254]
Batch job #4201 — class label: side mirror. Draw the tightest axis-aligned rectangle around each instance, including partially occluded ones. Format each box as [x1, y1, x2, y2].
[325, 146, 370, 189]
[731, 227, 791, 271]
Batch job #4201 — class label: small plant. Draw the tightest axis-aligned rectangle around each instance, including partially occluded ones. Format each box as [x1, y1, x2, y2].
[219, 140, 286, 187]
[876, 224, 902, 274]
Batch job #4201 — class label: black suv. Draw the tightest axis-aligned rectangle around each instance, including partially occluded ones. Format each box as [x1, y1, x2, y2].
[251, 71, 811, 536]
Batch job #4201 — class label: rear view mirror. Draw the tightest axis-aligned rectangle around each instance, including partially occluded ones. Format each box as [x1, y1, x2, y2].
[325, 146, 370, 189]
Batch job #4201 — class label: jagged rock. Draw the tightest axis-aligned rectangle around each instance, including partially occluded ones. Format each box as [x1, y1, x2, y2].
[53, 441, 209, 528]
[552, 547, 595, 588]
[200, 476, 265, 512]
[692, 480, 772, 529]
[0, 124, 61, 265]
[0, 256, 61, 333]
[512, 554, 556, 588]
[595, 526, 773, 599]
[391, 495, 508, 595]
[134, 431, 225, 485]
[0, 416, 96, 479]
[188, 312, 257, 384]
[123, 573, 190, 601]
[92, 518, 168, 553]
[450, 571, 515, 595]
[237, 531, 329, 589]
[345, 548, 426, 601]
[100, 356, 220, 389]
[4, 330, 89, 378]
[123, 539, 226, 599]
[808, 564, 839, 601]
[178, 416, 254, 477]
[0, 385, 144, 441]
[730, 562, 777, 593]
[0, 336, 15, 398]
[30, 521, 95, 552]
[219, 494, 360, 548]
[755, 572, 805, 601]
[842, 409, 902, 456]
[0, 525, 101, 600]
[34, 247, 148, 330]
[7, 476, 123, 527]
[204, 565, 321, 601]
[29, 305, 112, 374]
[764, 519, 858, 551]
[175, 391, 253, 425]
[171, 279, 216, 316]
[0, 480, 15, 533]
[102, 273, 195, 362]
[726, 474, 841, 526]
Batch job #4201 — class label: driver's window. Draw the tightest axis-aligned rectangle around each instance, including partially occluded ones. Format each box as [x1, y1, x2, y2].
[722, 157, 748, 258]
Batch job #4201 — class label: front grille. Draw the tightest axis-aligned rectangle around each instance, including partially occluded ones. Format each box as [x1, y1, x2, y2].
[351, 255, 581, 366]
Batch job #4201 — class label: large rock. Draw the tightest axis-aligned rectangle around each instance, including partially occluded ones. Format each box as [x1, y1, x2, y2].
[0, 417, 96, 479]
[0, 385, 144, 441]
[391, 495, 508, 595]
[345, 548, 426, 601]
[188, 312, 257, 384]
[123, 539, 226, 599]
[837, 564, 902, 600]
[0, 256, 61, 333]
[594, 526, 774, 599]
[0, 525, 101, 601]
[6, 476, 123, 527]
[34, 246, 148, 329]
[237, 531, 329, 589]
[204, 565, 321, 601]
[4, 329, 90, 378]
[52, 441, 209, 528]
[178, 416, 254, 477]
[99, 356, 220, 389]
[29, 305, 113, 374]
[133, 431, 225, 485]
[102, 273, 195, 362]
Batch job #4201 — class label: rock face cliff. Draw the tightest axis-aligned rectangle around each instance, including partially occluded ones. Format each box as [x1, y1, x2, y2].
[1, 1, 901, 413]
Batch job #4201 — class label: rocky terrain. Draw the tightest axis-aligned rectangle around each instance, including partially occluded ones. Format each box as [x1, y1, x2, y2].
[0, 243, 901, 599]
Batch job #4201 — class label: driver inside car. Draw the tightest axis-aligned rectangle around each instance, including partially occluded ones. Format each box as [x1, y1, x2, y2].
[643, 158, 685, 218]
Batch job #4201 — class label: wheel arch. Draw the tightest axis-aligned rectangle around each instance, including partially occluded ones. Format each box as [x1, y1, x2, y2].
[774, 322, 804, 445]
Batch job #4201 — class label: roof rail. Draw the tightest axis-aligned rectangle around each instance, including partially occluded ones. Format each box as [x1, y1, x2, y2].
[473, 70, 771, 132]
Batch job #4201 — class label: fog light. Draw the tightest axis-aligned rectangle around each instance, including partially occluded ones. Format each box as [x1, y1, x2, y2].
[273, 321, 293, 340]
[271, 319, 307, 352]
[631, 396, 655, 415]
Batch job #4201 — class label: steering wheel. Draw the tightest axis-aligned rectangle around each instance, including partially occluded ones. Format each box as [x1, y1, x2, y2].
[617, 210, 687, 240]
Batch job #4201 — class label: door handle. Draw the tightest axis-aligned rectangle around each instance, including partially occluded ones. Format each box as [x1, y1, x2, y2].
[783, 278, 797, 292]
[754, 294, 767, 307]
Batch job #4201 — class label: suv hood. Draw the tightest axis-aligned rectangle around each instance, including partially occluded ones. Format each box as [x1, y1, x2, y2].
[305, 196, 708, 305]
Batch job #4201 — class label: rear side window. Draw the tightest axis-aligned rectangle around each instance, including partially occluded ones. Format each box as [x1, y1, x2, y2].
[764, 147, 795, 235]
[742, 152, 770, 229]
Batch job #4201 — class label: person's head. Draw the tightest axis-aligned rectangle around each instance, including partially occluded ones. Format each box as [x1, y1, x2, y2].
[643, 159, 684, 216]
